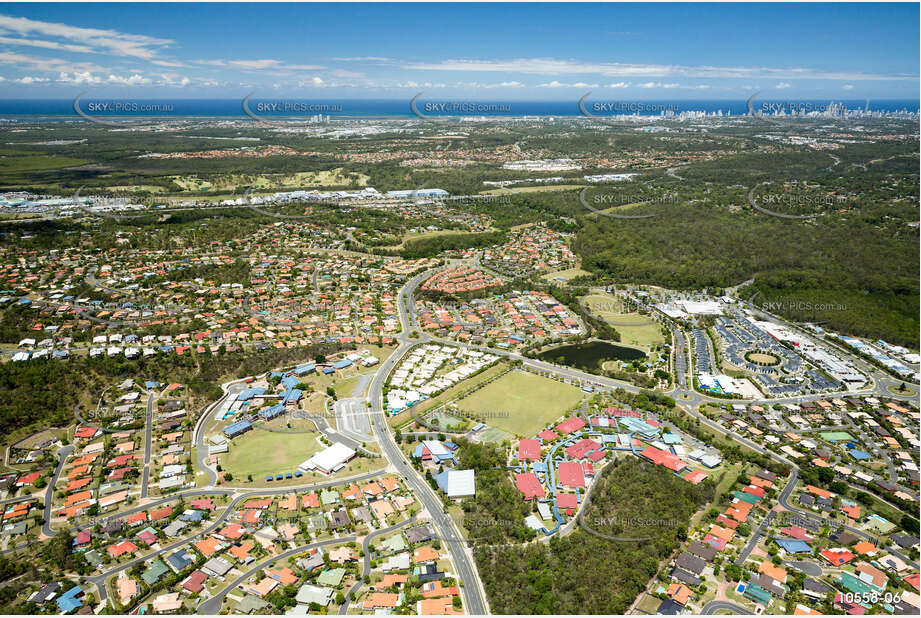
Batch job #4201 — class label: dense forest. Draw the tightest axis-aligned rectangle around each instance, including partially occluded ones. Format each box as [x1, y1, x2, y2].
[574, 207, 919, 347]
[397, 230, 508, 259]
[474, 457, 713, 614]
[454, 439, 537, 545]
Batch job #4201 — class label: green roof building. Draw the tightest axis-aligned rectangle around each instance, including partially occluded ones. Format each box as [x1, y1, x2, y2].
[142, 559, 170, 586]
[743, 582, 771, 606]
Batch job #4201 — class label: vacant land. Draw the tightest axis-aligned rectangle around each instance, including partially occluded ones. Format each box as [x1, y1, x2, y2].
[746, 352, 779, 365]
[221, 428, 323, 481]
[542, 267, 592, 281]
[582, 293, 665, 350]
[169, 168, 369, 192]
[456, 370, 584, 437]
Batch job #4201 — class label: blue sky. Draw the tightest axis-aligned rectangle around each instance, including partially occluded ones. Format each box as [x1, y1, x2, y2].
[0, 2, 917, 99]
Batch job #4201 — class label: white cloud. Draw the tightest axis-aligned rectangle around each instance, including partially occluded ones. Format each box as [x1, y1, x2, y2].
[0, 35, 93, 53]
[195, 58, 325, 72]
[333, 56, 392, 63]
[637, 81, 680, 89]
[58, 71, 101, 85]
[842, 84, 854, 90]
[107, 73, 152, 86]
[537, 80, 599, 88]
[775, 82, 791, 89]
[151, 59, 186, 68]
[15, 75, 50, 84]
[605, 82, 630, 88]
[0, 14, 172, 60]
[403, 57, 915, 81]
[0, 50, 105, 73]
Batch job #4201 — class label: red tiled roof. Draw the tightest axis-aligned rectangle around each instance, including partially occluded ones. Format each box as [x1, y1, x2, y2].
[515, 473, 545, 500]
[557, 461, 585, 488]
[518, 439, 541, 462]
[555, 417, 587, 435]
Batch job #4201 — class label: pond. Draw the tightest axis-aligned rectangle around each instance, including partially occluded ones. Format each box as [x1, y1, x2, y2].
[537, 340, 646, 373]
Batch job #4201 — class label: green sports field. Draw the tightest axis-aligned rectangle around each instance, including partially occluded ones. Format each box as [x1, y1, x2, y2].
[820, 431, 855, 442]
[221, 429, 323, 481]
[456, 370, 584, 438]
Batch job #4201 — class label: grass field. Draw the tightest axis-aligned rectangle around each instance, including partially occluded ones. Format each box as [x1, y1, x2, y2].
[456, 370, 584, 438]
[406, 361, 509, 422]
[478, 426, 515, 444]
[542, 268, 592, 281]
[635, 594, 664, 614]
[426, 410, 466, 430]
[221, 429, 323, 481]
[582, 293, 665, 350]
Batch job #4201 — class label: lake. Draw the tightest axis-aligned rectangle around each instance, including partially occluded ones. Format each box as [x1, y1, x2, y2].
[538, 341, 646, 373]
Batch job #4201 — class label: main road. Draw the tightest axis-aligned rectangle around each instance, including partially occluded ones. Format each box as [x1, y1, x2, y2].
[362, 267, 491, 614]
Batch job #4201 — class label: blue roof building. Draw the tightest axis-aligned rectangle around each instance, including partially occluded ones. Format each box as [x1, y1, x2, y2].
[433, 470, 450, 491]
[281, 376, 300, 390]
[774, 538, 811, 554]
[332, 359, 352, 370]
[294, 364, 316, 376]
[238, 387, 267, 402]
[223, 419, 253, 438]
[259, 404, 286, 420]
[179, 510, 203, 522]
[56, 586, 83, 613]
[282, 389, 303, 404]
[849, 449, 871, 461]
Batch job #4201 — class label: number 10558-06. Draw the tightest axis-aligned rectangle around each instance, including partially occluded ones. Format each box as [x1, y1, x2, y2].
[840, 592, 901, 605]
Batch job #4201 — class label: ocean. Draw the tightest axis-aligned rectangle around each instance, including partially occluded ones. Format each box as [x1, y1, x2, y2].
[0, 98, 918, 120]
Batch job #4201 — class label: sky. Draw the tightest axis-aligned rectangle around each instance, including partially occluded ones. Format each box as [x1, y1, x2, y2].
[0, 2, 918, 100]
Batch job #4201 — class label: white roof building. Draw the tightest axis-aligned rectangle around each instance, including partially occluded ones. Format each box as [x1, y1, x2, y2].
[445, 469, 475, 499]
[299, 442, 356, 475]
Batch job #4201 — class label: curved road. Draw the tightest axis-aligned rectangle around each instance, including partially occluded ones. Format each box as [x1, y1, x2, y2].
[338, 515, 417, 614]
[702, 600, 755, 615]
